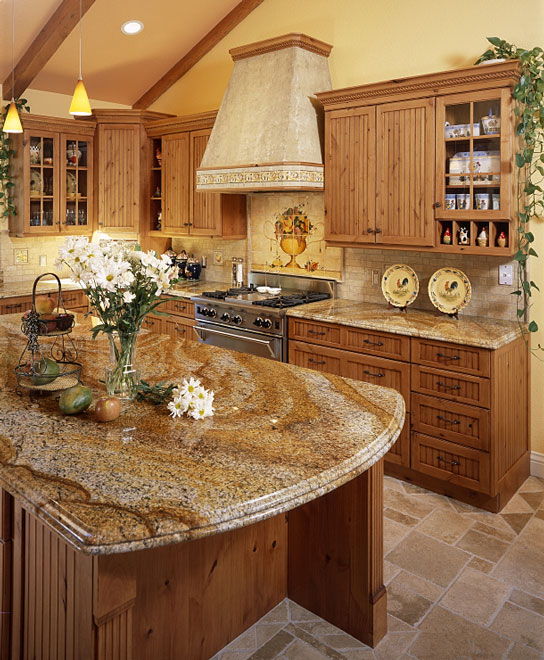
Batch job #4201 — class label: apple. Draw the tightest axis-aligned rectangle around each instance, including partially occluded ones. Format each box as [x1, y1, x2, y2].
[38, 313, 58, 334]
[95, 396, 121, 422]
[35, 295, 56, 314]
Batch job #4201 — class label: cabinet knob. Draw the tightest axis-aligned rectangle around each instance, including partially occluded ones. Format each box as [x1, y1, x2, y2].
[367, 228, 374, 234]
[375, 228, 382, 234]
[434, 202, 442, 208]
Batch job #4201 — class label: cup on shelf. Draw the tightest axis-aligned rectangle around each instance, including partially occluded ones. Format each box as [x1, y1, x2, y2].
[456, 193, 470, 210]
[492, 193, 500, 210]
[481, 115, 501, 135]
[475, 193, 490, 210]
[445, 194, 456, 210]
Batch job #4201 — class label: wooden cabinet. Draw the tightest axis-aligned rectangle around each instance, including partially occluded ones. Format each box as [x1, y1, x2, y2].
[145, 113, 247, 239]
[0, 290, 88, 316]
[288, 316, 529, 512]
[317, 61, 521, 254]
[0, 295, 32, 315]
[9, 115, 95, 237]
[143, 297, 196, 342]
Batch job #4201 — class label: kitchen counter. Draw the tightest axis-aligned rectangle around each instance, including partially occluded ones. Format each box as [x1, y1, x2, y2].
[286, 298, 521, 349]
[0, 313, 403, 555]
[0, 278, 81, 299]
[165, 279, 227, 299]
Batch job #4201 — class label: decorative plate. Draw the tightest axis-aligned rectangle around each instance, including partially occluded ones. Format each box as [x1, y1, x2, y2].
[66, 171, 77, 198]
[29, 170, 42, 197]
[428, 268, 472, 314]
[381, 264, 419, 307]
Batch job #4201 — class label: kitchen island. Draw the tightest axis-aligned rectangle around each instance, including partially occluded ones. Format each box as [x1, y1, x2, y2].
[0, 314, 404, 660]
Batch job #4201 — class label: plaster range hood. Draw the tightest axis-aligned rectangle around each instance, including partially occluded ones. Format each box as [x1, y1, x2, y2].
[196, 33, 333, 193]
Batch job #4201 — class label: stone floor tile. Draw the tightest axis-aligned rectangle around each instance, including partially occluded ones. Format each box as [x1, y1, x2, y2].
[374, 632, 418, 660]
[285, 623, 346, 659]
[387, 532, 470, 587]
[221, 652, 253, 660]
[383, 490, 435, 519]
[471, 520, 516, 543]
[467, 556, 495, 574]
[256, 624, 287, 647]
[391, 570, 444, 601]
[518, 516, 544, 554]
[383, 560, 401, 585]
[456, 529, 509, 563]
[519, 491, 544, 510]
[341, 650, 375, 660]
[411, 491, 455, 512]
[439, 567, 511, 625]
[383, 517, 411, 555]
[259, 600, 289, 625]
[501, 512, 533, 535]
[409, 606, 511, 660]
[297, 621, 345, 640]
[449, 499, 481, 514]
[490, 601, 544, 652]
[386, 581, 432, 626]
[322, 632, 366, 650]
[387, 614, 415, 632]
[518, 476, 544, 493]
[535, 510, 544, 521]
[247, 630, 295, 660]
[282, 639, 331, 660]
[508, 641, 544, 659]
[384, 508, 419, 527]
[384, 475, 405, 493]
[493, 539, 544, 598]
[500, 493, 536, 514]
[289, 601, 321, 623]
[228, 627, 257, 651]
[417, 509, 473, 545]
[401, 482, 428, 495]
[508, 588, 544, 616]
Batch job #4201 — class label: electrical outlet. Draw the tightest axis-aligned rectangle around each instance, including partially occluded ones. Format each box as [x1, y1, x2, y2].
[39, 255, 47, 267]
[372, 269, 381, 286]
[499, 264, 513, 286]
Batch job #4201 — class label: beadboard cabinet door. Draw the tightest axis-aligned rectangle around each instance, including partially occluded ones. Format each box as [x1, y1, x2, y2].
[376, 98, 435, 246]
[191, 129, 221, 236]
[163, 133, 191, 233]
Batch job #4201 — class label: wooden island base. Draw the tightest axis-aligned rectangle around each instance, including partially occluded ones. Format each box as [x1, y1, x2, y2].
[4, 462, 386, 660]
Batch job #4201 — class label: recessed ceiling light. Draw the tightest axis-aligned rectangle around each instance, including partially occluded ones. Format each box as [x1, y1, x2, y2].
[121, 20, 144, 36]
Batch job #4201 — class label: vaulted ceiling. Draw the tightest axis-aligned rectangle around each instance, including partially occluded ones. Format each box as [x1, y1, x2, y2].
[0, 0, 263, 107]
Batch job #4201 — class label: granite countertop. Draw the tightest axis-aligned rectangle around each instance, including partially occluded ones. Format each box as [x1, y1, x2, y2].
[0, 314, 404, 555]
[165, 280, 227, 299]
[286, 299, 521, 350]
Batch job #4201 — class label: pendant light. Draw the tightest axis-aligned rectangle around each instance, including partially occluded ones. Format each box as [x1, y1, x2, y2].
[69, 0, 92, 116]
[3, 0, 23, 134]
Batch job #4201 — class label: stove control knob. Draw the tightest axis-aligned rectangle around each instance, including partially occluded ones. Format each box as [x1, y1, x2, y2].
[221, 312, 231, 322]
[201, 307, 209, 316]
[254, 317, 264, 327]
[232, 315, 243, 325]
[208, 308, 217, 318]
[262, 318, 272, 329]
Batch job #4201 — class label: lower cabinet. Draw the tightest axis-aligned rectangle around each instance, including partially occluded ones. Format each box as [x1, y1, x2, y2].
[288, 317, 529, 512]
[0, 290, 89, 315]
[143, 297, 196, 341]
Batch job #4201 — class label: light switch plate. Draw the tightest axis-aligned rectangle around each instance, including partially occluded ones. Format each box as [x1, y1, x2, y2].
[39, 255, 47, 267]
[499, 264, 513, 286]
[372, 269, 381, 287]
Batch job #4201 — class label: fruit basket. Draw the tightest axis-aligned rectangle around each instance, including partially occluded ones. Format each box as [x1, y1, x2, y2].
[14, 273, 82, 393]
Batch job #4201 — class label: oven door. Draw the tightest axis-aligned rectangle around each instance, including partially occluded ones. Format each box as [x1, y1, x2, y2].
[194, 321, 284, 361]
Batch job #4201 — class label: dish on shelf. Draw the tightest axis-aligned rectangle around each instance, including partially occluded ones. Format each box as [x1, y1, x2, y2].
[381, 264, 419, 307]
[29, 170, 42, 197]
[428, 268, 472, 314]
[66, 171, 77, 198]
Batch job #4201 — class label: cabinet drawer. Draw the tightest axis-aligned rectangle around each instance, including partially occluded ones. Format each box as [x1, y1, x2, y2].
[412, 338, 489, 377]
[412, 432, 490, 493]
[411, 365, 490, 408]
[385, 412, 410, 467]
[342, 327, 410, 362]
[288, 340, 342, 375]
[142, 315, 164, 333]
[343, 352, 411, 412]
[69, 305, 89, 315]
[288, 319, 341, 347]
[61, 291, 86, 310]
[0, 295, 32, 315]
[164, 298, 194, 318]
[165, 317, 197, 342]
[412, 393, 489, 451]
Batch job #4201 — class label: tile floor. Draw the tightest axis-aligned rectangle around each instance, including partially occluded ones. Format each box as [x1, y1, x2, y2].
[211, 475, 544, 660]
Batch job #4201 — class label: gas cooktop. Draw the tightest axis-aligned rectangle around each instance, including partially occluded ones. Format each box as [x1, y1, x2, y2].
[200, 286, 330, 309]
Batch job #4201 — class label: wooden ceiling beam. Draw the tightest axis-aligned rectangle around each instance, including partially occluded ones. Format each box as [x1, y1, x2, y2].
[2, 0, 97, 101]
[132, 0, 264, 110]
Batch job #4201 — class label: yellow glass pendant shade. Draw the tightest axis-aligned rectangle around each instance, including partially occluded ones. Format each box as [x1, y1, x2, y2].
[3, 100, 23, 133]
[69, 79, 92, 116]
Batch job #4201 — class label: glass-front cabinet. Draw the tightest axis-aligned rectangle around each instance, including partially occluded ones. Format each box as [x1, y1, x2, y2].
[10, 116, 96, 237]
[435, 89, 513, 253]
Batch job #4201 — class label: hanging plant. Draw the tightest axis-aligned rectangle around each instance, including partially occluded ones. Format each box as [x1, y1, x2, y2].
[0, 98, 30, 218]
[476, 38, 544, 349]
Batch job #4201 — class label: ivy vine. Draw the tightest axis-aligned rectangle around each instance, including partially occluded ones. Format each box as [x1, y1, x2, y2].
[0, 98, 30, 218]
[476, 38, 544, 347]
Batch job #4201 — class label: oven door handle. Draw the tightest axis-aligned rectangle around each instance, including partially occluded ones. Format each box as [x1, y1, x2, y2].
[193, 325, 277, 359]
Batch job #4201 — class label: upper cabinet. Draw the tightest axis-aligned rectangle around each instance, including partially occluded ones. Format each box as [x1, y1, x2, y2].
[317, 61, 521, 254]
[9, 115, 95, 237]
[145, 113, 247, 239]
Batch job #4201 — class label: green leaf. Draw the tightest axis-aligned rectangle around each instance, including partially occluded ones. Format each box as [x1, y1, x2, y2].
[487, 37, 502, 46]
[516, 153, 527, 167]
[517, 308, 525, 317]
[528, 320, 539, 332]
[529, 248, 539, 257]
[526, 232, 535, 242]
[530, 280, 541, 291]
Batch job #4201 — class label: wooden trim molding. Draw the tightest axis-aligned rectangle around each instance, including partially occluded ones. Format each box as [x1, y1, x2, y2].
[145, 111, 218, 137]
[2, 0, 97, 100]
[132, 0, 265, 110]
[230, 33, 333, 60]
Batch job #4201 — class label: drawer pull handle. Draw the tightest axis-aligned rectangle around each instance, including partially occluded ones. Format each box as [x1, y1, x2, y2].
[308, 358, 326, 365]
[437, 455, 460, 467]
[437, 352, 460, 360]
[176, 327, 186, 333]
[308, 330, 326, 336]
[363, 369, 384, 378]
[363, 339, 384, 347]
[437, 415, 460, 425]
[437, 381, 461, 391]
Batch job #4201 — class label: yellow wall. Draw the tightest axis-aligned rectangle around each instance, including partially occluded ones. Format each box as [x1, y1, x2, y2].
[150, 0, 544, 456]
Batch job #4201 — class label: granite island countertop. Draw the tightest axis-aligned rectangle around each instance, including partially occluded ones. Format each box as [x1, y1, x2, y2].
[286, 299, 522, 350]
[0, 314, 404, 555]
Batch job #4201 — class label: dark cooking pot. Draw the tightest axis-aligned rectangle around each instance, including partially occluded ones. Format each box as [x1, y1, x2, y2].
[175, 258, 188, 279]
[185, 258, 201, 280]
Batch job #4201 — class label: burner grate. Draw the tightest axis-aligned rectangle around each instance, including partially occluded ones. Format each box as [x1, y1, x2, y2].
[202, 284, 258, 299]
[252, 292, 330, 309]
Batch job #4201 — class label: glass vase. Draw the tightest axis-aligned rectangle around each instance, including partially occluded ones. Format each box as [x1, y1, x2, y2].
[105, 331, 140, 400]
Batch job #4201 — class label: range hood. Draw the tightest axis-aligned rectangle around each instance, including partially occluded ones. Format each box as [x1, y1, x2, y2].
[196, 33, 332, 193]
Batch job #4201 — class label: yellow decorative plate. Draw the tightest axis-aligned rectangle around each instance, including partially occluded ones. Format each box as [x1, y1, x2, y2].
[428, 268, 472, 314]
[381, 264, 419, 307]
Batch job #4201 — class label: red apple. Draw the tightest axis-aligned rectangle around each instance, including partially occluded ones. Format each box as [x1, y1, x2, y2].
[95, 396, 121, 422]
[35, 295, 56, 314]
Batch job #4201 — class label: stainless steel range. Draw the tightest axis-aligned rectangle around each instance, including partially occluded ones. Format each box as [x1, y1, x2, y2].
[191, 274, 335, 361]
